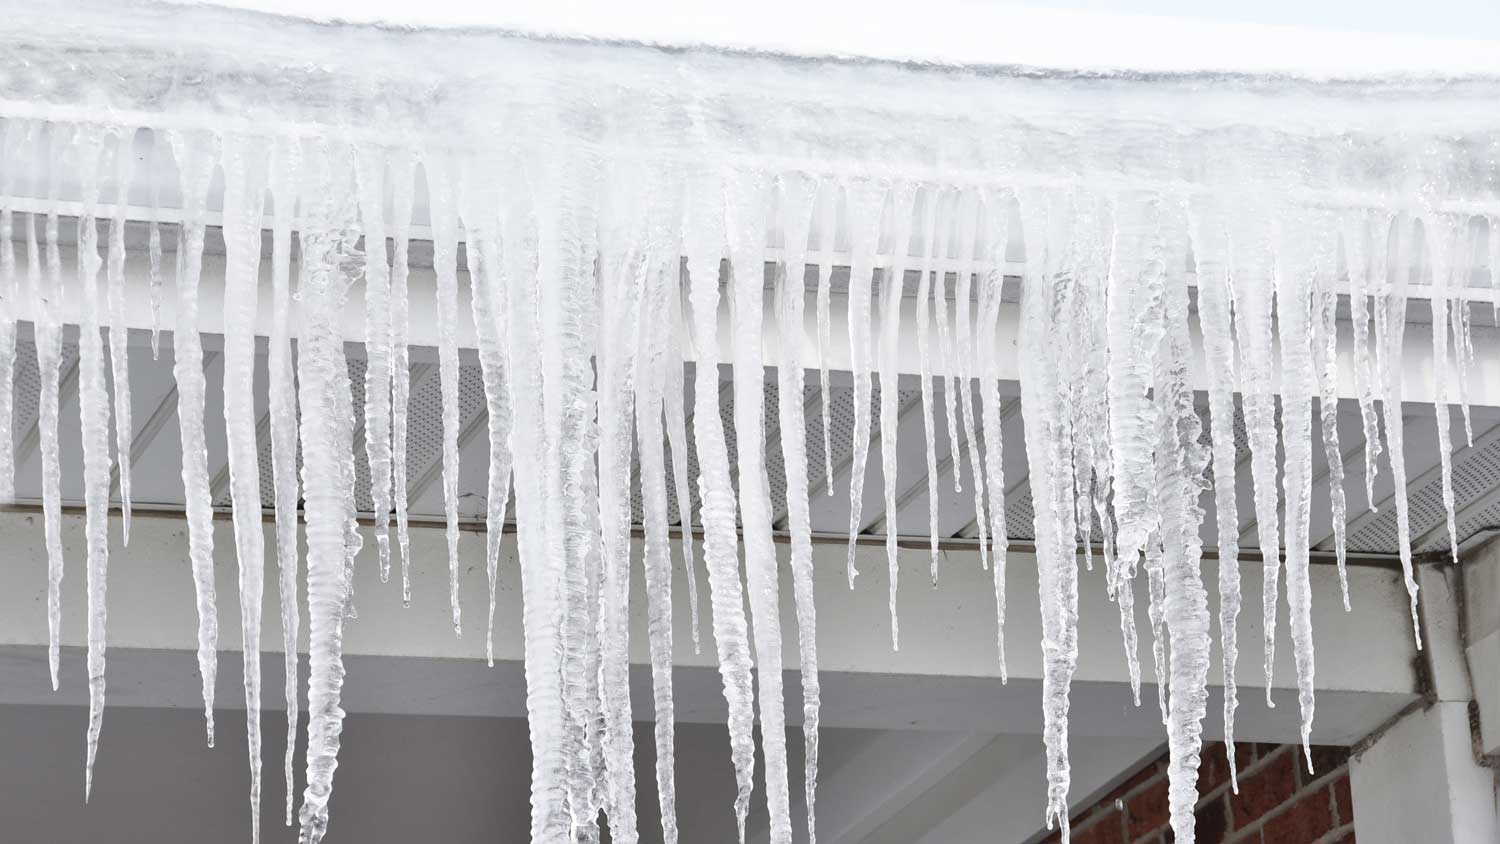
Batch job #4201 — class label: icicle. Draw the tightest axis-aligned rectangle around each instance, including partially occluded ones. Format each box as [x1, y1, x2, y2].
[1186, 198, 1242, 790]
[295, 140, 361, 844]
[1275, 211, 1321, 767]
[219, 133, 269, 843]
[356, 147, 395, 583]
[457, 165, 514, 667]
[167, 129, 221, 746]
[74, 127, 115, 802]
[37, 125, 67, 692]
[664, 284, 703, 653]
[684, 168, 757, 843]
[1342, 214, 1383, 509]
[635, 165, 685, 844]
[1017, 189, 1081, 837]
[1311, 241, 1352, 609]
[0, 121, 22, 504]
[1377, 214, 1423, 647]
[267, 136, 302, 828]
[1452, 218, 1477, 447]
[976, 187, 1011, 679]
[106, 129, 135, 542]
[931, 191, 965, 495]
[424, 152, 464, 637]
[952, 190, 991, 571]
[147, 130, 166, 360]
[1425, 214, 1461, 564]
[595, 163, 642, 844]
[814, 182, 836, 492]
[773, 171, 823, 844]
[876, 183, 917, 649]
[726, 168, 794, 844]
[1154, 197, 1213, 844]
[388, 153, 416, 607]
[843, 178, 888, 589]
[1227, 208, 1283, 704]
[914, 187, 943, 584]
[1144, 531, 1170, 723]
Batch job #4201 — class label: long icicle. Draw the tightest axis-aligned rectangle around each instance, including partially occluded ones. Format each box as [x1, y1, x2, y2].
[1378, 214, 1423, 648]
[167, 129, 221, 744]
[774, 171, 823, 844]
[74, 127, 116, 802]
[1311, 234, 1352, 609]
[951, 190, 991, 573]
[814, 182, 837, 492]
[388, 152, 416, 606]
[1426, 213, 1461, 564]
[843, 178, 888, 589]
[219, 132, 270, 843]
[0, 121, 23, 504]
[267, 136, 302, 827]
[106, 129, 135, 542]
[424, 151, 464, 637]
[663, 280, 703, 652]
[976, 187, 1011, 680]
[38, 124, 68, 692]
[1342, 213, 1383, 510]
[913, 187, 943, 584]
[876, 183, 916, 649]
[356, 147, 395, 583]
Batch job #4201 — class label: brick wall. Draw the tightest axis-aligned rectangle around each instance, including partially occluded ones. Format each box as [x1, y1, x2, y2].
[1041, 742, 1356, 844]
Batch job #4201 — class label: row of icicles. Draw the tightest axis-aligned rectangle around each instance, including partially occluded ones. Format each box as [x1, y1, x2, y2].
[0, 119, 1491, 844]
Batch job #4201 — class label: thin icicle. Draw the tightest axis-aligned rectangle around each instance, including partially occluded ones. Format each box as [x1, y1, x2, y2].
[457, 165, 514, 667]
[74, 128, 115, 802]
[267, 136, 302, 827]
[37, 125, 67, 692]
[843, 178, 888, 589]
[1311, 245, 1351, 609]
[931, 190, 965, 495]
[1342, 214, 1383, 510]
[876, 183, 917, 649]
[1227, 208, 1283, 704]
[0, 121, 22, 505]
[1425, 213, 1461, 564]
[388, 153, 416, 607]
[684, 169, 757, 843]
[976, 187, 1011, 679]
[356, 147, 395, 583]
[773, 171, 823, 844]
[814, 182, 836, 492]
[147, 130, 166, 360]
[295, 140, 361, 844]
[914, 187, 943, 584]
[1275, 211, 1321, 767]
[1186, 198, 1243, 790]
[167, 129, 221, 746]
[1144, 531, 1170, 723]
[105, 130, 135, 542]
[219, 133, 269, 843]
[663, 282, 703, 653]
[424, 152, 464, 637]
[951, 190, 991, 572]
[1377, 214, 1423, 648]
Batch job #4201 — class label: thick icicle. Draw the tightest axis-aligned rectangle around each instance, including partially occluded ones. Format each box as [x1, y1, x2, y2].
[424, 153, 464, 637]
[976, 187, 1011, 678]
[663, 284, 703, 653]
[1017, 189, 1081, 837]
[684, 169, 758, 843]
[595, 164, 642, 844]
[1342, 214, 1384, 509]
[74, 128, 115, 802]
[814, 183, 837, 492]
[388, 153, 416, 606]
[267, 137, 302, 827]
[1154, 198, 1213, 844]
[727, 169, 793, 844]
[167, 129, 221, 746]
[37, 126, 67, 692]
[1186, 198, 1243, 789]
[913, 187, 943, 584]
[457, 166, 514, 667]
[773, 171, 823, 844]
[843, 179, 888, 589]
[219, 133, 269, 843]
[106, 130, 135, 541]
[635, 166, 685, 844]
[1276, 212, 1322, 766]
[356, 148, 395, 583]
[295, 141, 361, 844]
[875, 183, 916, 649]
[0, 122, 22, 504]
[1227, 208, 1283, 703]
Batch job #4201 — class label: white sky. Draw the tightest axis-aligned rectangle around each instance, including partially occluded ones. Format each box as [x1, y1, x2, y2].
[175, 0, 1500, 77]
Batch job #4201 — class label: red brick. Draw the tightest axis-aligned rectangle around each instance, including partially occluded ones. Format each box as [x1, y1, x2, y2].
[1072, 810, 1126, 844]
[1332, 775, 1353, 826]
[1197, 748, 1233, 798]
[1108, 757, 1168, 804]
[1302, 745, 1350, 786]
[1261, 786, 1335, 843]
[1126, 777, 1172, 839]
[1230, 748, 1298, 826]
